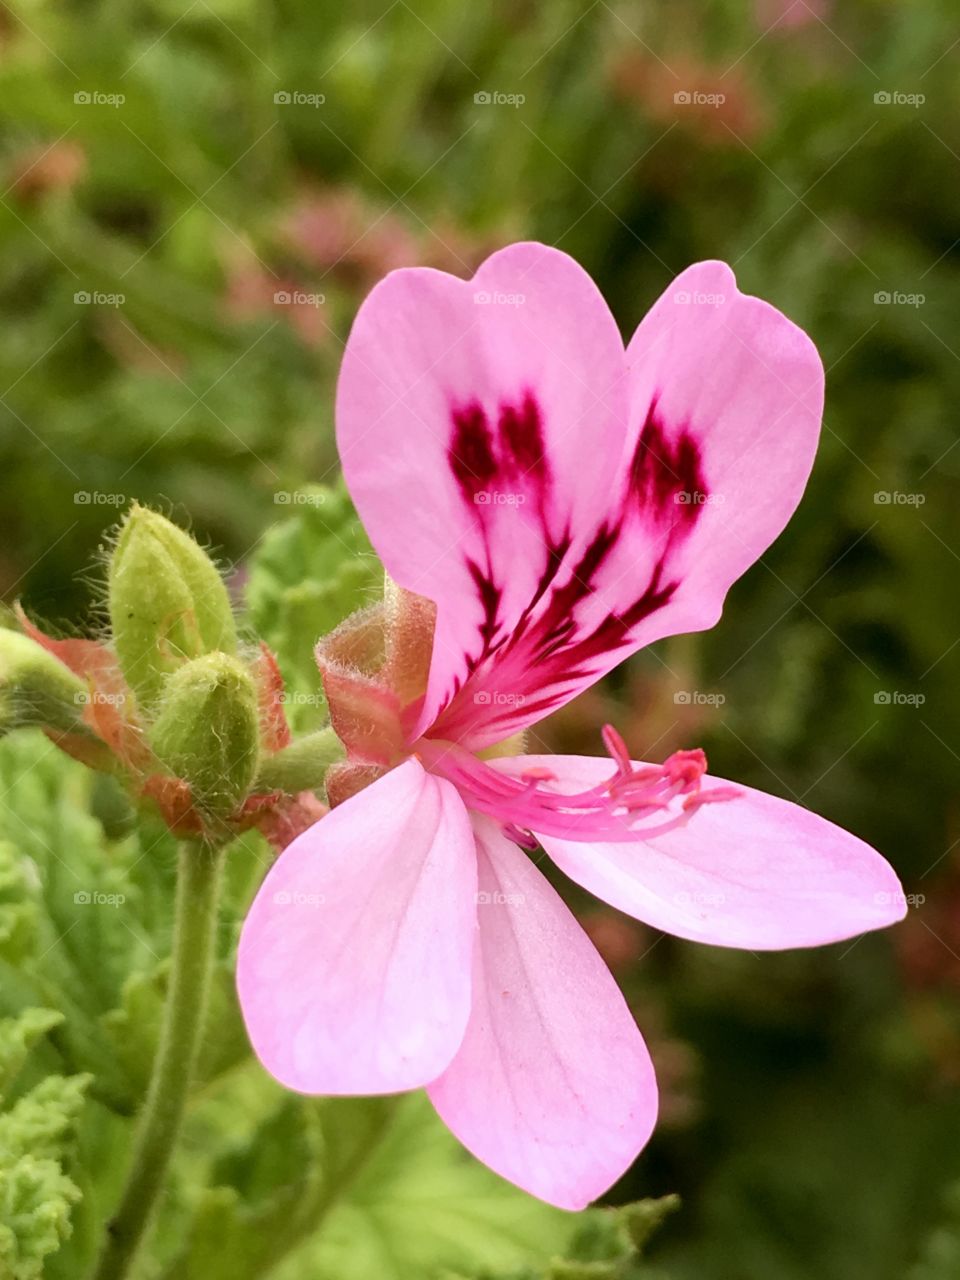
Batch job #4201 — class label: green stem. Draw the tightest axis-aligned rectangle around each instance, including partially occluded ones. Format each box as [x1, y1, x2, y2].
[90, 841, 225, 1280]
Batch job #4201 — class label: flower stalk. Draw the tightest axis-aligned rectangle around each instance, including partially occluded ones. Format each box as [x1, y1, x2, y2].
[89, 839, 226, 1280]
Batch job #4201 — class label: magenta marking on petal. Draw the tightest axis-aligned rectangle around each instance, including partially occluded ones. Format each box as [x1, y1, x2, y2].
[449, 400, 499, 502]
[498, 390, 550, 489]
[630, 396, 707, 528]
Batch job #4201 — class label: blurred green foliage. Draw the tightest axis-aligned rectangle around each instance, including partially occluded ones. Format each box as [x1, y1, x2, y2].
[1, 0, 959, 1276]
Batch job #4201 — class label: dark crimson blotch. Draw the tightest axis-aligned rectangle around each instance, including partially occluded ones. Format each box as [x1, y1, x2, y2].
[630, 397, 707, 527]
[448, 400, 499, 502]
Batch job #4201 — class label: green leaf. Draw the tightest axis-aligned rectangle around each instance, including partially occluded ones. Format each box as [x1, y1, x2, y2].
[164, 1090, 575, 1280]
[0, 1008, 64, 1098]
[440, 1196, 681, 1280]
[0, 1073, 89, 1279]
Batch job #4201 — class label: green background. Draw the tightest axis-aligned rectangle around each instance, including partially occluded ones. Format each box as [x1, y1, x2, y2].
[1, 1, 959, 1276]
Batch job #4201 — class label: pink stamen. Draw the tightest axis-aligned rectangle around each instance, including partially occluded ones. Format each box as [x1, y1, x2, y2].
[601, 724, 633, 779]
[419, 726, 739, 847]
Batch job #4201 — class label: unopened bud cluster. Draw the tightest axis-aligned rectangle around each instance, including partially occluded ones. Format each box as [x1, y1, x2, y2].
[1, 505, 340, 844]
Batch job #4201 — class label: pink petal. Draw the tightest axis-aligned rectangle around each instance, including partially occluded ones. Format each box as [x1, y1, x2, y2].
[237, 759, 477, 1093]
[427, 814, 657, 1210]
[434, 262, 823, 748]
[431, 262, 823, 749]
[335, 241, 629, 742]
[495, 755, 906, 949]
[339, 248, 824, 752]
[618, 260, 824, 650]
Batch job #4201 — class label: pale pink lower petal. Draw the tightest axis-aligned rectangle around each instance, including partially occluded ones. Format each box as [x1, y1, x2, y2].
[237, 759, 477, 1094]
[494, 755, 906, 949]
[427, 813, 657, 1210]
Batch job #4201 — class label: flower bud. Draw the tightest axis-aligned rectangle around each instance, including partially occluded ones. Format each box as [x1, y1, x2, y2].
[108, 505, 237, 710]
[0, 628, 89, 735]
[150, 654, 259, 821]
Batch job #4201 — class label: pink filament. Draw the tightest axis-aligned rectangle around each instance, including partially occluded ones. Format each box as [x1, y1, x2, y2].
[419, 725, 737, 846]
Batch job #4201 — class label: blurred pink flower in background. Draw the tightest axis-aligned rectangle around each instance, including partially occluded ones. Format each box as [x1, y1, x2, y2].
[756, 0, 829, 31]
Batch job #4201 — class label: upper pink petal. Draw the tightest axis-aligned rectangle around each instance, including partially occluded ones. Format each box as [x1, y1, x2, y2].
[338, 248, 823, 752]
[427, 813, 657, 1210]
[427, 261, 824, 749]
[495, 754, 906, 949]
[335, 241, 629, 742]
[237, 759, 477, 1094]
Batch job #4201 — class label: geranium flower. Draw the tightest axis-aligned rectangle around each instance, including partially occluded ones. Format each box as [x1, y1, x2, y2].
[237, 242, 905, 1210]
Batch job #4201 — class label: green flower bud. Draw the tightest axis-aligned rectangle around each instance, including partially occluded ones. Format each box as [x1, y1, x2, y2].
[150, 654, 259, 821]
[108, 505, 237, 710]
[0, 629, 89, 735]
[254, 728, 343, 794]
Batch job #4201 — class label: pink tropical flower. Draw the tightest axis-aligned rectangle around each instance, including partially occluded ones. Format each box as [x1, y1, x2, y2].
[237, 242, 906, 1210]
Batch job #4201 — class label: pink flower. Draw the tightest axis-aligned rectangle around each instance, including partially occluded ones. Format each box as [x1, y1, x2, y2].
[237, 242, 905, 1210]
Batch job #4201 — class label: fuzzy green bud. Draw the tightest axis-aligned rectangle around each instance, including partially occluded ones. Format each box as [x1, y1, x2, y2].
[108, 505, 237, 710]
[150, 653, 259, 821]
[0, 629, 89, 735]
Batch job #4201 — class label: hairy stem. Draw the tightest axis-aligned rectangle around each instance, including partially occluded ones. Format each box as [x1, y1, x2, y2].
[90, 840, 225, 1280]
